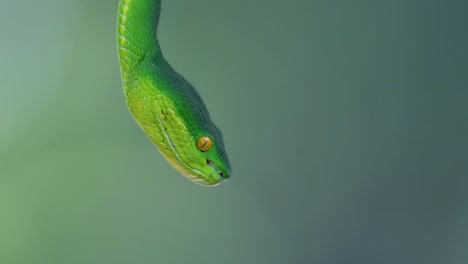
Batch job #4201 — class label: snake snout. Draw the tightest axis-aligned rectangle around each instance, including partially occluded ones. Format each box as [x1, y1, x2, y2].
[206, 159, 229, 181]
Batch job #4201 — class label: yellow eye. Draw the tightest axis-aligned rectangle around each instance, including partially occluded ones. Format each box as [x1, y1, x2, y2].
[196, 136, 212, 152]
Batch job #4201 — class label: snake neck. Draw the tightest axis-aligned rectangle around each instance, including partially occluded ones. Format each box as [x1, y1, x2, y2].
[117, 0, 163, 76]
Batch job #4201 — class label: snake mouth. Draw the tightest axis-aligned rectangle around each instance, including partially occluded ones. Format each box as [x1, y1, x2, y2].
[171, 158, 229, 187]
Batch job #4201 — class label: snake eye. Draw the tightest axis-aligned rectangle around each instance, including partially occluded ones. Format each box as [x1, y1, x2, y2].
[196, 136, 212, 152]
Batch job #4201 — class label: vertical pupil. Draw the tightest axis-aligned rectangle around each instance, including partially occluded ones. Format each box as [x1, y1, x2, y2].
[197, 136, 212, 151]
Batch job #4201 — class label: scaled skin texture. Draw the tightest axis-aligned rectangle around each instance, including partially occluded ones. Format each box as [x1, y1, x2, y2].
[117, 0, 231, 186]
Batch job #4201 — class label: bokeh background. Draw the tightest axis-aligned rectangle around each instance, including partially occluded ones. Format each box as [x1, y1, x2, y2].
[1, 0, 467, 263]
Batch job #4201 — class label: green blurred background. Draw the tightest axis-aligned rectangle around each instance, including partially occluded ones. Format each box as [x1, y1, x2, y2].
[1, 0, 467, 263]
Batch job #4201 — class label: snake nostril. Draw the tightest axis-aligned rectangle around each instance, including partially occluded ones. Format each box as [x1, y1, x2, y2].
[206, 159, 211, 165]
[219, 172, 224, 178]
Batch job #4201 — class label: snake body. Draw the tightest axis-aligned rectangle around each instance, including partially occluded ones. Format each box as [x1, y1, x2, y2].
[117, 0, 230, 186]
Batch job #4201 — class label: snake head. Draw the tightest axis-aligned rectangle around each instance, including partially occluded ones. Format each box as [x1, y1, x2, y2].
[129, 86, 231, 186]
[124, 57, 231, 186]
[161, 132, 230, 186]
[178, 131, 231, 186]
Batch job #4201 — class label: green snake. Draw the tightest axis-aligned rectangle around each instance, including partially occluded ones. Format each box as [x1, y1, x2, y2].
[117, 0, 231, 186]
